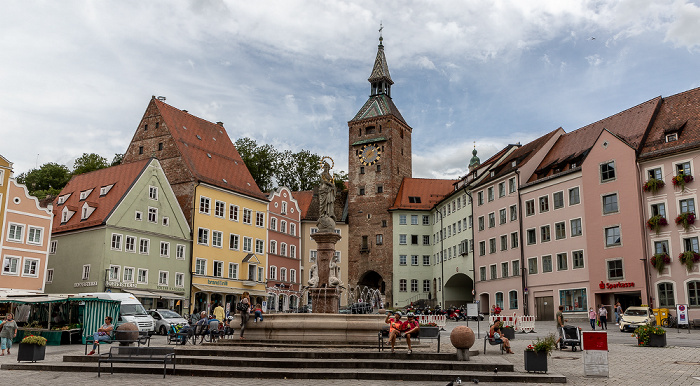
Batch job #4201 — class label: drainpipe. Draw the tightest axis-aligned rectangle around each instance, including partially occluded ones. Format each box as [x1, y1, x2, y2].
[515, 170, 528, 315]
[636, 163, 652, 306]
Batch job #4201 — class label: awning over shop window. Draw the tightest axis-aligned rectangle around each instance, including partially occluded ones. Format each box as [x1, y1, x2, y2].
[126, 289, 185, 300]
[192, 284, 266, 297]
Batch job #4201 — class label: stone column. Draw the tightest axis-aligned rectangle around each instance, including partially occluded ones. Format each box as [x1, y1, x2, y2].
[310, 232, 342, 313]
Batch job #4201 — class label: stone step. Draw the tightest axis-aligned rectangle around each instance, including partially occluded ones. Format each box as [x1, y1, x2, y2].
[171, 347, 468, 362]
[204, 340, 380, 349]
[64, 354, 499, 372]
[1, 362, 567, 383]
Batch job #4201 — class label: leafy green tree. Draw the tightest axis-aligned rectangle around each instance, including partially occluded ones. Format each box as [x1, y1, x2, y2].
[111, 153, 124, 166]
[275, 150, 322, 191]
[234, 138, 278, 192]
[72, 153, 109, 175]
[333, 170, 348, 191]
[16, 163, 71, 198]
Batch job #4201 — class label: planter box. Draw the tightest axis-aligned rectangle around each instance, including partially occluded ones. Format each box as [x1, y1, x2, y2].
[641, 333, 667, 347]
[524, 350, 548, 373]
[502, 327, 515, 340]
[418, 326, 440, 338]
[17, 343, 46, 362]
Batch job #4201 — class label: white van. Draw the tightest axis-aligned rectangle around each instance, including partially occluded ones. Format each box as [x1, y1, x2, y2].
[81, 292, 156, 333]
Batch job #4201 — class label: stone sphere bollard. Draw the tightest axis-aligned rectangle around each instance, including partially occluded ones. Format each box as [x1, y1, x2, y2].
[115, 322, 139, 346]
[450, 325, 475, 361]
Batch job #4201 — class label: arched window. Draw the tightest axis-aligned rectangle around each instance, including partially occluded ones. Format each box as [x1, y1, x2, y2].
[269, 266, 277, 280]
[495, 292, 504, 309]
[290, 245, 296, 258]
[281, 221, 287, 233]
[280, 268, 287, 282]
[410, 279, 418, 292]
[289, 295, 298, 310]
[509, 290, 518, 309]
[687, 281, 700, 307]
[290, 269, 297, 283]
[399, 279, 407, 292]
[658, 282, 675, 307]
[281, 243, 287, 257]
[271, 218, 277, 231]
[278, 294, 286, 311]
[269, 240, 277, 255]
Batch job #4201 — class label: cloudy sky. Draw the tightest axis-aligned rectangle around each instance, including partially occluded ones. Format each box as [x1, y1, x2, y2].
[2, 1, 700, 180]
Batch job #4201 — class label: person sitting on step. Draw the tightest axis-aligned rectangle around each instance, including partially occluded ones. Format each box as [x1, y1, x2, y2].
[401, 312, 420, 354]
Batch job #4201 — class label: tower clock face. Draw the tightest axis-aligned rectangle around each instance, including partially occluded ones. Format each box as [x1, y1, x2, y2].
[359, 144, 381, 165]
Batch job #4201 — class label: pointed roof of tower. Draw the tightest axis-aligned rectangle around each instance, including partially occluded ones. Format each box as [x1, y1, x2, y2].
[368, 36, 393, 85]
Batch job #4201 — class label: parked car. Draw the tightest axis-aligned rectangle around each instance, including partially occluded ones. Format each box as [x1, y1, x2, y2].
[619, 306, 655, 332]
[148, 309, 190, 335]
[81, 292, 156, 333]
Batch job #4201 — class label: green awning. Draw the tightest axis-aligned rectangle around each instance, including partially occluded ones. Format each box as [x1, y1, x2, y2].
[351, 136, 387, 146]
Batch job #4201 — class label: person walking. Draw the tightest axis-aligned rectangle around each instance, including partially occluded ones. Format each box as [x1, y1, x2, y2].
[598, 304, 608, 330]
[0, 313, 18, 356]
[588, 307, 596, 330]
[213, 302, 225, 322]
[239, 292, 251, 339]
[615, 302, 623, 325]
[555, 305, 567, 349]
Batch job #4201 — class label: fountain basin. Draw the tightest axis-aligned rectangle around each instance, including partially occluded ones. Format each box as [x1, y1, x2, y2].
[237, 313, 386, 343]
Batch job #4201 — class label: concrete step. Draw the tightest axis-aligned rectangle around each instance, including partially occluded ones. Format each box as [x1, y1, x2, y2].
[64, 354, 500, 372]
[1, 362, 567, 383]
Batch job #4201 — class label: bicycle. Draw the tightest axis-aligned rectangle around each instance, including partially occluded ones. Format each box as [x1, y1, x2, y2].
[661, 315, 677, 328]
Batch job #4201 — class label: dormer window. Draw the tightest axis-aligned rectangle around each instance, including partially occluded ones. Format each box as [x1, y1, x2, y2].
[81, 202, 95, 220]
[57, 194, 71, 205]
[61, 206, 75, 223]
[79, 189, 93, 201]
[571, 163, 577, 168]
[490, 171, 495, 177]
[666, 133, 678, 142]
[511, 161, 516, 167]
[100, 185, 114, 196]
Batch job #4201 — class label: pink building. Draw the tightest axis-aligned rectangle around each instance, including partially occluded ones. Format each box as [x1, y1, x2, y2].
[638, 87, 700, 320]
[522, 98, 659, 320]
[1, 179, 53, 293]
[266, 186, 302, 311]
[473, 130, 562, 316]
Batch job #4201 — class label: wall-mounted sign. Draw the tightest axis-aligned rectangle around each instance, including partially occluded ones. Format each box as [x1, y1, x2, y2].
[207, 279, 228, 286]
[598, 281, 635, 290]
[106, 282, 137, 288]
[74, 281, 98, 288]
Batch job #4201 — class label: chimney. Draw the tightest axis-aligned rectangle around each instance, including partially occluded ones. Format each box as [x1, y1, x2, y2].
[182, 110, 188, 113]
[216, 122, 224, 127]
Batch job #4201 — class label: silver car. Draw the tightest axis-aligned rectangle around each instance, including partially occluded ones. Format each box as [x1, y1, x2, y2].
[148, 309, 189, 335]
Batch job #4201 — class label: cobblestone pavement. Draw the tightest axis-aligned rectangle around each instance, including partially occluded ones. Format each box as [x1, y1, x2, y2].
[1, 320, 699, 385]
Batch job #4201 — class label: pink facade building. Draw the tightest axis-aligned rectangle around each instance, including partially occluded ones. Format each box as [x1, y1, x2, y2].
[266, 186, 302, 311]
[0, 179, 53, 294]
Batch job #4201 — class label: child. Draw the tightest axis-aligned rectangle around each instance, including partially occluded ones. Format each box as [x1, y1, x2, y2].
[254, 304, 263, 322]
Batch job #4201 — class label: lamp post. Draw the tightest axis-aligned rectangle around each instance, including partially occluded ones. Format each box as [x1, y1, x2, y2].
[436, 208, 445, 308]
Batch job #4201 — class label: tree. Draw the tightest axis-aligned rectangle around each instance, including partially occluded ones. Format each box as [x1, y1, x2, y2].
[111, 153, 124, 166]
[16, 162, 71, 198]
[275, 150, 321, 191]
[333, 170, 348, 191]
[234, 137, 278, 193]
[72, 153, 109, 175]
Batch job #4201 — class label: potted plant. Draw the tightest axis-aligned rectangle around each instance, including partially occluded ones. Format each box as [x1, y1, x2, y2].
[419, 322, 439, 338]
[647, 215, 668, 234]
[678, 251, 700, 273]
[675, 212, 696, 231]
[672, 173, 694, 192]
[643, 178, 665, 194]
[633, 324, 666, 347]
[650, 253, 671, 273]
[524, 333, 556, 373]
[17, 335, 47, 362]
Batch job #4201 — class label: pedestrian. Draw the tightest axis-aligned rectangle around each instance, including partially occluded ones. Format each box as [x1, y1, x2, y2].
[87, 315, 114, 355]
[0, 313, 18, 356]
[588, 307, 596, 330]
[239, 292, 251, 339]
[490, 305, 496, 316]
[598, 304, 608, 330]
[555, 305, 567, 349]
[615, 302, 623, 325]
[213, 302, 225, 322]
[253, 304, 263, 322]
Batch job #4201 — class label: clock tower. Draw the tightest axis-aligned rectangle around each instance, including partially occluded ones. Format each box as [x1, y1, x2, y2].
[347, 34, 412, 307]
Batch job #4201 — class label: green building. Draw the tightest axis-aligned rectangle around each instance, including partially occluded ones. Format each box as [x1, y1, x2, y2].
[46, 158, 192, 314]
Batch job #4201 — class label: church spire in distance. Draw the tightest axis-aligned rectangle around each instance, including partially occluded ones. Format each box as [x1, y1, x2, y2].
[368, 22, 393, 98]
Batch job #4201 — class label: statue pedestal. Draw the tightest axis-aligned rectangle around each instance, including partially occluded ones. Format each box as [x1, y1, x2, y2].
[310, 231, 342, 314]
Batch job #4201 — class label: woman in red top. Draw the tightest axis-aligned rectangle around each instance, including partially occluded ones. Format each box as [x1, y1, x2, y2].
[402, 313, 420, 354]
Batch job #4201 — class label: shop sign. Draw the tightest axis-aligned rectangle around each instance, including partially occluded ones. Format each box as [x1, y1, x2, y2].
[74, 281, 98, 288]
[598, 281, 634, 290]
[207, 279, 228, 286]
[157, 286, 184, 292]
[106, 281, 137, 288]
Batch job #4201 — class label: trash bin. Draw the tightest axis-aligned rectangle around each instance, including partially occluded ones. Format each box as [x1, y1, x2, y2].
[653, 308, 669, 326]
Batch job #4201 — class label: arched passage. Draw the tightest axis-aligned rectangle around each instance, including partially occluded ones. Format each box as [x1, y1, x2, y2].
[444, 273, 474, 308]
[479, 293, 490, 314]
[358, 270, 384, 293]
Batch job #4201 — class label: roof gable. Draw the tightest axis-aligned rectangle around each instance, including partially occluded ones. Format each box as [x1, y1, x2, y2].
[390, 177, 456, 211]
[639, 87, 700, 160]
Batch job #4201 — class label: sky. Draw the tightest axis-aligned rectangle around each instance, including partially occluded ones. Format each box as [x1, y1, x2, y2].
[1, 1, 700, 181]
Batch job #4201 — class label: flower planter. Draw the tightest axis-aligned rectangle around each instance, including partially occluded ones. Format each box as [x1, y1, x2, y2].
[502, 326, 515, 340]
[524, 350, 548, 373]
[648, 333, 666, 347]
[16, 343, 46, 362]
[419, 326, 440, 339]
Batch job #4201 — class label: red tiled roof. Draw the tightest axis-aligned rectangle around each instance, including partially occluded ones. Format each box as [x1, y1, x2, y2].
[639, 87, 700, 160]
[52, 159, 151, 233]
[153, 99, 267, 201]
[529, 96, 661, 182]
[291, 190, 314, 220]
[390, 177, 456, 211]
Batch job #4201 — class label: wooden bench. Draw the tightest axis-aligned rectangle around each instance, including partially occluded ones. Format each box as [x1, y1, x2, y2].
[98, 346, 175, 378]
[85, 331, 151, 355]
[378, 326, 441, 353]
[483, 335, 504, 354]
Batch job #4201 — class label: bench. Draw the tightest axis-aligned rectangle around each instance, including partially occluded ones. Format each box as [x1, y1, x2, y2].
[378, 326, 441, 353]
[85, 331, 151, 355]
[98, 346, 175, 378]
[483, 335, 504, 354]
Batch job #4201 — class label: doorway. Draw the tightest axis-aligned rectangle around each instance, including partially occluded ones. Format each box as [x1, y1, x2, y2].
[536, 296, 554, 321]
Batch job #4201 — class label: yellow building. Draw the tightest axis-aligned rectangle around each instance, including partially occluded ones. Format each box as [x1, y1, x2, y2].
[191, 184, 268, 315]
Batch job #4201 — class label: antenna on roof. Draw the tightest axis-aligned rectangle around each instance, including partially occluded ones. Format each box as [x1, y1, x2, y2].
[157, 96, 166, 101]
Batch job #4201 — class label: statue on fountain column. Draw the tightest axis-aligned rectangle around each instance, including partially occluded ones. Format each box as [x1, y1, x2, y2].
[317, 158, 337, 233]
[307, 254, 319, 287]
[329, 253, 342, 287]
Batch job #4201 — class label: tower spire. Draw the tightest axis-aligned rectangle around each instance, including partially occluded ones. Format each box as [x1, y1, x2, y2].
[368, 23, 393, 98]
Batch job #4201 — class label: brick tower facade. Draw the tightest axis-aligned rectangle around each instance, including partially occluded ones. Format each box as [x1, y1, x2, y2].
[347, 36, 412, 307]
